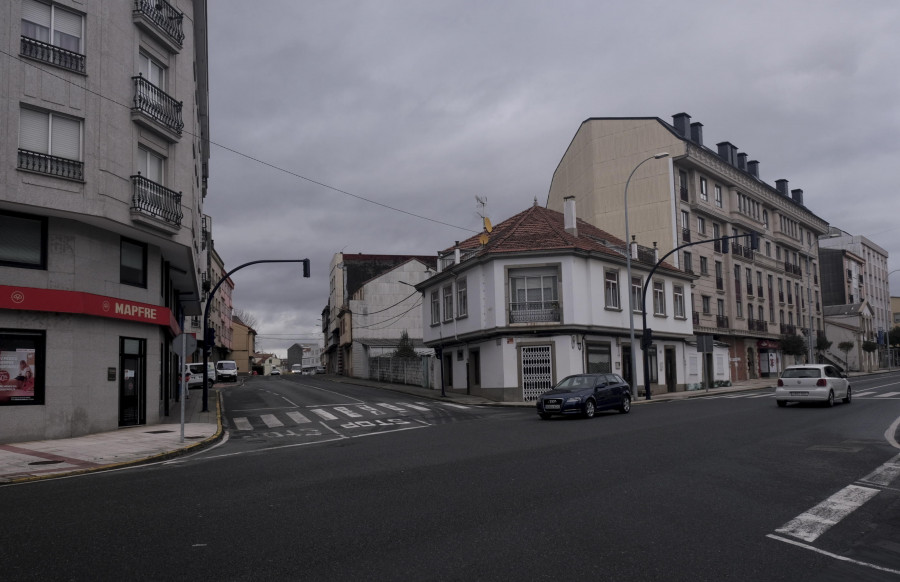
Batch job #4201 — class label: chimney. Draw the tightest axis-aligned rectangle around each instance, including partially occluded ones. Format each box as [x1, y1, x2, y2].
[717, 141, 737, 166]
[672, 112, 691, 137]
[690, 122, 703, 145]
[791, 188, 804, 205]
[563, 196, 578, 237]
[747, 160, 760, 178]
[775, 179, 789, 196]
[729, 144, 738, 166]
[737, 152, 748, 171]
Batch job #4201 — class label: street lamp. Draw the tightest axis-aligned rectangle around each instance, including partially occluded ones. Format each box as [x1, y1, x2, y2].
[625, 152, 669, 390]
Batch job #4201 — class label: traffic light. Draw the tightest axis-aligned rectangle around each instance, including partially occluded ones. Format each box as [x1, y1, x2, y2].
[641, 328, 653, 349]
[302, 258, 310, 278]
[205, 327, 216, 355]
[749, 231, 760, 251]
[721, 236, 729, 254]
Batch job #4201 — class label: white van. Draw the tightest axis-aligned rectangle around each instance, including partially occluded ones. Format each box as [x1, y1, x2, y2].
[215, 360, 238, 382]
[185, 362, 216, 388]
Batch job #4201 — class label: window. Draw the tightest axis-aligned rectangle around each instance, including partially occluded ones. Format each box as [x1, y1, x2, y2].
[765, 242, 771, 257]
[138, 146, 164, 184]
[509, 270, 559, 323]
[121, 238, 147, 288]
[683, 252, 693, 274]
[0, 211, 47, 269]
[19, 107, 82, 161]
[697, 216, 706, 235]
[702, 295, 711, 314]
[456, 278, 467, 318]
[717, 299, 725, 317]
[714, 185, 723, 208]
[0, 329, 46, 406]
[673, 285, 685, 318]
[604, 271, 620, 309]
[763, 210, 769, 229]
[631, 276, 642, 313]
[700, 256, 708, 275]
[653, 281, 666, 316]
[681, 210, 689, 229]
[21, 0, 83, 53]
[736, 301, 743, 319]
[430, 290, 440, 324]
[699, 177, 708, 201]
[586, 343, 612, 374]
[139, 52, 166, 88]
[442, 285, 453, 321]
[759, 306, 764, 321]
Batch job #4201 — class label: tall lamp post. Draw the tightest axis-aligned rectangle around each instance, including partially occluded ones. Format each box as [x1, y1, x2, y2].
[624, 152, 669, 389]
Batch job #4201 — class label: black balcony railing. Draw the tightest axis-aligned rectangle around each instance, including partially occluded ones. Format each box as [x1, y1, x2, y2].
[747, 283, 753, 296]
[21, 36, 85, 73]
[131, 174, 182, 226]
[132, 75, 184, 136]
[133, 0, 185, 45]
[787, 294, 793, 305]
[779, 292, 785, 303]
[732, 243, 743, 255]
[780, 324, 797, 335]
[18, 149, 84, 181]
[509, 301, 560, 324]
[682, 228, 691, 242]
[758, 286, 764, 298]
[716, 315, 729, 329]
[680, 185, 689, 202]
[749, 319, 768, 332]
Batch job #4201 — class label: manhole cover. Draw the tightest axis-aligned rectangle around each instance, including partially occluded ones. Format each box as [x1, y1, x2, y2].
[29, 460, 63, 466]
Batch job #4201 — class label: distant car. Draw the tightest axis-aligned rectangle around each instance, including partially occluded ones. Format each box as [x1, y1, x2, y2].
[536, 373, 632, 419]
[775, 364, 850, 407]
[185, 363, 215, 388]
[270, 368, 281, 375]
[315, 366, 326, 374]
[215, 360, 238, 382]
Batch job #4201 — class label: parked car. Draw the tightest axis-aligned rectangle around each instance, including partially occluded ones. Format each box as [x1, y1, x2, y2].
[536, 373, 632, 419]
[775, 364, 850, 407]
[270, 368, 281, 375]
[315, 366, 326, 374]
[185, 362, 216, 388]
[215, 360, 238, 382]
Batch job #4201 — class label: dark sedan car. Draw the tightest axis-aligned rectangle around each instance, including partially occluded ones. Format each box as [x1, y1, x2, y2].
[536, 373, 632, 419]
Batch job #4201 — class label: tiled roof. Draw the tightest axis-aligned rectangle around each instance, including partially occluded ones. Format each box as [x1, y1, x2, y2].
[443, 203, 678, 271]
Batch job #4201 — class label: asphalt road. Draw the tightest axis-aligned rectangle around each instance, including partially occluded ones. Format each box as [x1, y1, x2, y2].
[2, 372, 900, 581]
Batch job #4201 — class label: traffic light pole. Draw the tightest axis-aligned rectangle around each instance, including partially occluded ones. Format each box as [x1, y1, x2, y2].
[201, 258, 310, 412]
[639, 233, 758, 400]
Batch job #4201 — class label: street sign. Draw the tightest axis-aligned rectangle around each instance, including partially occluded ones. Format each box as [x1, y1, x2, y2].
[172, 333, 197, 358]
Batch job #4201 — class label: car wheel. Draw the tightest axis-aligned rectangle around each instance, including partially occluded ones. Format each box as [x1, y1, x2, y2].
[583, 399, 596, 419]
[825, 390, 834, 407]
[539, 413, 552, 420]
[619, 395, 631, 414]
[776, 400, 787, 407]
[842, 386, 851, 404]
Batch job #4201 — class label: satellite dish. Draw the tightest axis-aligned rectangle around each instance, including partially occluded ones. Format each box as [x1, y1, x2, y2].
[483, 217, 493, 233]
[479, 233, 490, 245]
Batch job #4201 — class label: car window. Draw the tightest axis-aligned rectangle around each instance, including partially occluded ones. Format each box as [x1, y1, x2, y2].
[781, 368, 820, 379]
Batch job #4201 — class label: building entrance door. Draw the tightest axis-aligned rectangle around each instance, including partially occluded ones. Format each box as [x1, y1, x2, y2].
[664, 347, 677, 392]
[119, 337, 146, 427]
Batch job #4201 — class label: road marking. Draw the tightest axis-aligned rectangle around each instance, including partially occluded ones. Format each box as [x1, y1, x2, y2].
[746, 393, 774, 398]
[859, 453, 900, 487]
[398, 402, 430, 411]
[260, 414, 283, 428]
[334, 406, 362, 418]
[775, 485, 879, 542]
[286, 411, 311, 424]
[310, 409, 339, 420]
[853, 391, 875, 397]
[437, 402, 470, 409]
[377, 403, 407, 412]
[874, 391, 900, 398]
[766, 534, 900, 576]
[357, 405, 387, 416]
[232, 417, 252, 431]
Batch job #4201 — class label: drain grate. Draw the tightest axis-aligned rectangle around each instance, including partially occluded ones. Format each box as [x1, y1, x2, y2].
[29, 460, 64, 466]
[145, 430, 174, 434]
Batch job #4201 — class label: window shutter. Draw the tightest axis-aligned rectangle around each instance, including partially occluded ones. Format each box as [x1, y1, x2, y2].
[50, 115, 81, 160]
[19, 108, 49, 153]
[22, 0, 51, 27]
[53, 7, 83, 39]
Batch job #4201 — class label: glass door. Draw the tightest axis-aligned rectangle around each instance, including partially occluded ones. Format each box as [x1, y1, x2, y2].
[119, 337, 146, 426]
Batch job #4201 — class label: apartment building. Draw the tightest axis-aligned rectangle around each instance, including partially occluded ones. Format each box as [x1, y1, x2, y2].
[547, 113, 829, 381]
[0, 0, 210, 442]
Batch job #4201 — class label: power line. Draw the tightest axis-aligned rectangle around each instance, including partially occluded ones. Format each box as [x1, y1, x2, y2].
[1, 48, 478, 234]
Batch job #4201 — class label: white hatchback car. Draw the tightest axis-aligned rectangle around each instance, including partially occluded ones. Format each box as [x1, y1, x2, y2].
[775, 364, 850, 407]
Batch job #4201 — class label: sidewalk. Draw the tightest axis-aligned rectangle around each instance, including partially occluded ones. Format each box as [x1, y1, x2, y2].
[0, 386, 223, 485]
[2, 370, 878, 485]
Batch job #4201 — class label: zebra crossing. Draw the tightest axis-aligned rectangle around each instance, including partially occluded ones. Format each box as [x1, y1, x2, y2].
[695, 390, 900, 401]
[229, 401, 470, 431]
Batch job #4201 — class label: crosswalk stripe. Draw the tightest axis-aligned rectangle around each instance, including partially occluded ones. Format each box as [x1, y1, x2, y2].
[357, 405, 387, 416]
[334, 406, 362, 418]
[854, 391, 875, 397]
[286, 411, 311, 424]
[436, 402, 469, 409]
[377, 403, 407, 412]
[311, 408, 339, 420]
[260, 414, 283, 428]
[398, 402, 430, 411]
[233, 417, 252, 431]
[875, 392, 900, 398]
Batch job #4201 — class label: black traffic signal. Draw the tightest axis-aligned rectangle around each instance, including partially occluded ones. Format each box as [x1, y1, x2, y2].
[302, 259, 310, 278]
[721, 236, 729, 254]
[641, 328, 653, 349]
[205, 327, 216, 355]
[749, 231, 760, 251]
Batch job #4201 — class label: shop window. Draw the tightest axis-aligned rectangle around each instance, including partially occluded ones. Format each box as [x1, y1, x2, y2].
[0, 329, 46, 405]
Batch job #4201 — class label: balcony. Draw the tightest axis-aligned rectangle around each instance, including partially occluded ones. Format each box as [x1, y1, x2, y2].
[713, 240, 721, 253]
[746, 284, 753, 297]
[20, 36, 85, 74]
[133, 0, 184, 52]
[18, 149, 84, 181]
[130, 174, 183, 230]
[682, 228, 691, 243]
[785, 262, 802, 277]
[716, 315, 729, 329]
[787, 294, 793, 305]
[509, 301, 560, 324]
[748, 319, 768, 333]
[779, 292, 784, 303]
[131, 75, 184, 141]
[780, 324, 797, 335]
[758, 286, 764, 297]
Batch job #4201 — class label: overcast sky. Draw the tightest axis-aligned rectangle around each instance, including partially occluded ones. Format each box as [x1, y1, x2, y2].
[204, 0, 900, 356]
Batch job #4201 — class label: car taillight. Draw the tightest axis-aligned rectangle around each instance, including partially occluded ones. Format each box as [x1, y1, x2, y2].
[777, 379, 784, 387]
[816, 379, 827, 387]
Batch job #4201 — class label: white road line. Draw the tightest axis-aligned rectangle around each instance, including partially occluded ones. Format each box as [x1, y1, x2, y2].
[853, 391, 875, 397]
[874, 391, 900, 398]
[766, 534, 900, 576]
[310, 409, 339, 421]
[260, 414, 283, 428]
[775, 485, 879, 542]
[746, 393, 774, 398]
[232, 417, 252, 431]
[859, 453, 900, 487]
[377, 403, 407, 412]
[286, 411, 311, 424]
[437, 402, 470, 409]
[357, 405, 387, 416]
[334, 406, 362, 418]
[398, 402, 430, 411]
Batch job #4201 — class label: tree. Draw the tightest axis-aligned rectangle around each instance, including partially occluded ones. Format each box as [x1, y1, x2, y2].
[815, 335, 832, 361]
[393, 330, 418, 358]
[780, 334, 807, 361]
[862, 340, 878, 373]
[838, 341, 854, 370]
